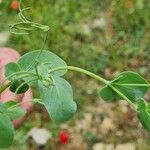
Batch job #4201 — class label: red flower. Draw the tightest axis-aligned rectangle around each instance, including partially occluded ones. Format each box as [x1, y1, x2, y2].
[11, 0, 20, 10]
[59, 131, 69, 144]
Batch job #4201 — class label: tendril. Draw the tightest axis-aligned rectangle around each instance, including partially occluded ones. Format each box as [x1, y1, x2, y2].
[9, 0, 50, 72]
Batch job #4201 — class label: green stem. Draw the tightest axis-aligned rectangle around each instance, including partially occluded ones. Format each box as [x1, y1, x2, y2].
[0, 72, 37, 94]
[113, 83, 150, 87]
[108, 84, 136, 110]
[4, 71, 36, 84]
[0, 82, 11, 93]
[49, 66, 136, 110]
[8, 99, 33, 109]
[8, 98, 43, 110]
[49, 66, 109, 85]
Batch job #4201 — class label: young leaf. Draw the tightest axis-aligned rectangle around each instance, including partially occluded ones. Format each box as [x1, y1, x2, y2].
[137, 109, 150, 132]
[9, 79, 29, 94]
[18, 50, 67, 76]
[5, 62, 20, 80]
[38, 76, 77, 123]
[99, 71, 148, 102]
[0, 114, 14, 148]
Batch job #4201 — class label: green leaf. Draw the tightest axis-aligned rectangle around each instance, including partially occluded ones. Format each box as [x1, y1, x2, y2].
[99, 71, 148, 102]
[0, 103, 7, 113]
[9, 79, 29, 94]
[137, 99, 146, 111]
[147, 104, 150, 110]
[137, 109, 150, 132]
[5, 62, 20, 80]
[38, 76, 77, 123]
[6, 107, 26, 120]
[0, 114, 14, 148]
[99, 86, 121, 101]
[4, 101, 17, 108]
[18, 50, 67, 76]
[4, 101, 26, 120]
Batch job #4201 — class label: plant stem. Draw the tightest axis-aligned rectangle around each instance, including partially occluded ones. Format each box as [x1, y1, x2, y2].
[0, 72, 37, 94]
[113, 83, 150, 87]
[49, 66, 109, 85]
[49, 66, 136, 110]
[8, 99, 33, 109]
[0, 82, 11, 94]
[8, 98, 42, 110]
[108, 84, 136, 110]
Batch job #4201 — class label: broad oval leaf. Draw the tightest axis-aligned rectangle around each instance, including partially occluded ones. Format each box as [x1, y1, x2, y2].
[38, 76, 77, 123]
[18, 50, 67, 76]
[99, 71, 149, 102]
[137, 109, 150, 132]
[0, 114, 14, 148]
[5, 62, 20, 80]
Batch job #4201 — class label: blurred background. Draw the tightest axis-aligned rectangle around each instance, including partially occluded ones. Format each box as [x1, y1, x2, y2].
[0, 0, 150, 149]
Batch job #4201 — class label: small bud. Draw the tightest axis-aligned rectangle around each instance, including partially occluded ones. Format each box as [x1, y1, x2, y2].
[42, 77, 53, 88]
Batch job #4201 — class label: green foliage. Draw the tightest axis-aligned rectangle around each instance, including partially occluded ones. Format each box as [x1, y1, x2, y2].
[9, 79, 29, 94]
[137, 99, 146, 110]
[0, 114, 14, 148]
[0, 101, 26, 148]
[18, 50, 67, 76]
[99, 71, 148, 103]
[137, 110, 150, 132]
[4, 101, 26, 120]
[5, 49, 76, 124]
[136, 99, 150, 132]
[38, 76, 77, 123]
[5, 62, 20, 79]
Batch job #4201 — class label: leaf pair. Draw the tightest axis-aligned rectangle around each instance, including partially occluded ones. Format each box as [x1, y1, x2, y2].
[5, 50, 77, 123]
[0, 101, 26, 148]
[99, 71, 149, 103]
[99, 71, 150, 132]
